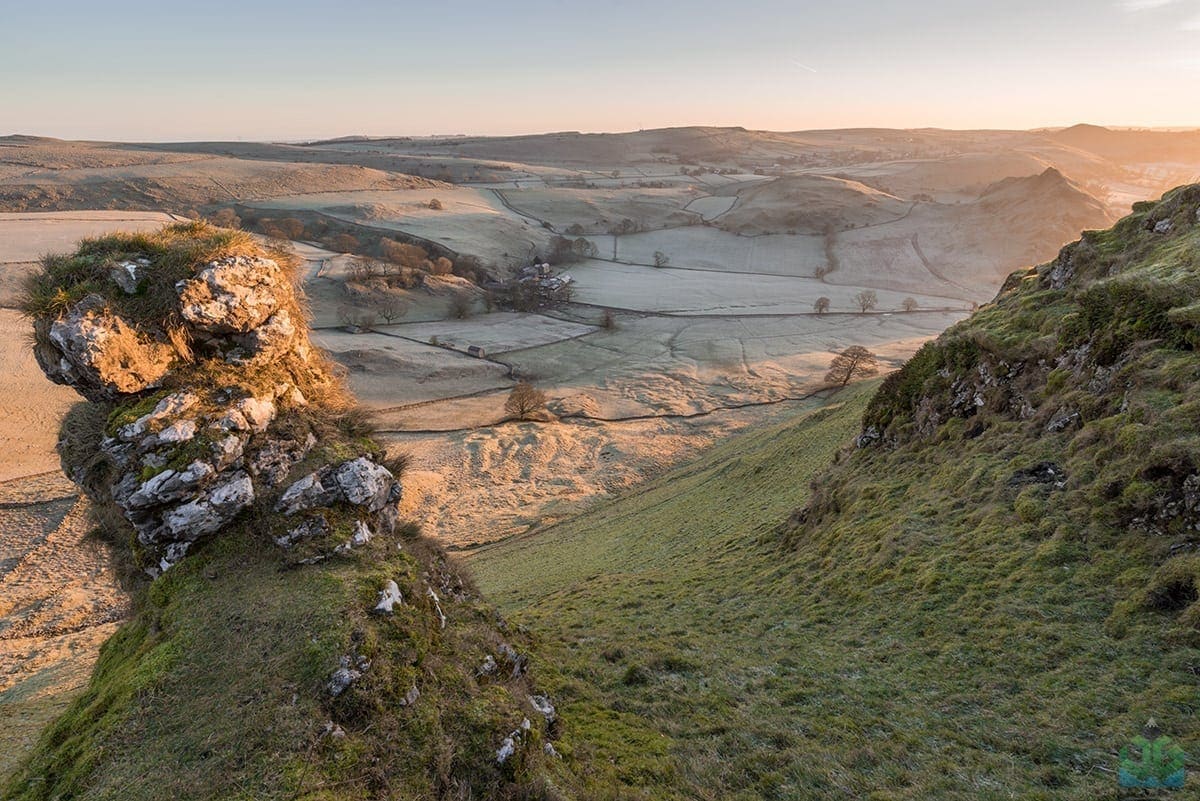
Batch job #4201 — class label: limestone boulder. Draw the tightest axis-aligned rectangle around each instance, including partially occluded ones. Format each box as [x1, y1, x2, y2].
[176, 255, 283, 334]
[36, 295, 174, 402]
[276, 457, 400, 516]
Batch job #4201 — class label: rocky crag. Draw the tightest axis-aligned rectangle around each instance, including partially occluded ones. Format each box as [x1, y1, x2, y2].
[5, 223, 580, 800]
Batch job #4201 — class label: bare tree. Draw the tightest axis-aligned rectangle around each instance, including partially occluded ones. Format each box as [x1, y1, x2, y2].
[653, 251, 670, 268]
[813, 296, 831, 314]
[902, 297, 919, 313]
[448, 290, 474, 319]
[610, 218, 639, 236]
[347, 257, 383, 281]
[505, 381, 548, 420]
[337, 304, 376, 333]
[825, 346, 880, 387]
[855, 290, 878, 313]
[372, 295, 409, 324]
[277, 218, 307, 240]
[574, 237, 599, 259]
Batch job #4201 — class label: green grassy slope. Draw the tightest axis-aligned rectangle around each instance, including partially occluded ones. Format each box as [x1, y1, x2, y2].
[3, 525, 603, 801]
[472, 186, 1200, 800]
[471, 388, 877, 800]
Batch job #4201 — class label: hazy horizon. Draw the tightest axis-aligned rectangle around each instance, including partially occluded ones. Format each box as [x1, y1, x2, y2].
[5, 122, 1200, 146]
[4, 0, 1200, 141]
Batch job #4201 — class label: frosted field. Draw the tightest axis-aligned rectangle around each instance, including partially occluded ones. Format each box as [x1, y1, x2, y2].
[0, 211, 177, 263]
[565, 259, 966, 315]
[590, 227, 828, 276]
[387, 312, 597, 354]
[497, 186, 700, 233]
[247, 187, 551, 266]
[684, 195, 738, 220]
[312, 329, 510, 409]
[829, 226, 974, 300]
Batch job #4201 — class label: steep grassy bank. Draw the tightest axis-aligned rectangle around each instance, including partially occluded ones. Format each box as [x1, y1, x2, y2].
[470, 388, 876, 799]
[472, 187, 1200, 799]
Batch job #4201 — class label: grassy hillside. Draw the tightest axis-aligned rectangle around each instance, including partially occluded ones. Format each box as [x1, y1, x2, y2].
[470, 388, 877, 800]
[472, 186, 1200, 799]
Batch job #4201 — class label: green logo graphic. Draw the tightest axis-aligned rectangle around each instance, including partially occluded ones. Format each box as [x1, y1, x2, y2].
[1119, 719, 1187, 790]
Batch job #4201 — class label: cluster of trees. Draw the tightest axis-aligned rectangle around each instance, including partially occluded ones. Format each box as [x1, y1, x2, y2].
[678, 165, 739, 177]
[811, 292, 919, 314]
[546, 235, 599, 264]
[214, 209, 486, 282]
[492, 278, 574, 313]
[339, 240, 486, 329]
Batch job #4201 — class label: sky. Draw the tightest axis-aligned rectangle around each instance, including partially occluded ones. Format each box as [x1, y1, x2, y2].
[1, 0, 1198, 141]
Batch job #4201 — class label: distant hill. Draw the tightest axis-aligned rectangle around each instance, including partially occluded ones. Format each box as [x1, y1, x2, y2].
[714, 174, 911, 235]
[972, 167, 1115, 260]
[1048, 123, 1200, 163]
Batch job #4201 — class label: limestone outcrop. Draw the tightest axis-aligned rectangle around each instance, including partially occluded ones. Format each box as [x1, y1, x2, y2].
[28, 224, 396, 571]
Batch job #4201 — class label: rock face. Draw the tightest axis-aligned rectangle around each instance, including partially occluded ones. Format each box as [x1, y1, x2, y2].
[30, 232, 399, 573]
[177, 255, 283, 334]
[34, 295, 175, 402]
[276, 457, 399, 516]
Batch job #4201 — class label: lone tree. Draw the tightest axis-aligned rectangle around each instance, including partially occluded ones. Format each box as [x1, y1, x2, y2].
[902, 297, 919, 312]
[372, 295, 409, 324]
[826, 345, 880, 387]
[813, 296, 831, 314]
[653, 251, 670, 268]
[855, 289, 878, 312]
[448, 289, 474, 319]
[505, 381, 548, 420]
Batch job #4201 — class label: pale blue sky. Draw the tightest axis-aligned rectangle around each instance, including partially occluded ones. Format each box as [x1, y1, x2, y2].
[2, 0, 1198, 140]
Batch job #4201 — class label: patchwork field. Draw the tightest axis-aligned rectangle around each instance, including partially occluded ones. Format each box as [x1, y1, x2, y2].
[565, 259, 964, 314]
[592, 227, 829, 276]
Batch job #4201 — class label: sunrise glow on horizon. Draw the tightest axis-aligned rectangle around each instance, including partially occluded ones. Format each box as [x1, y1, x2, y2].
[3, 0, 1199, 141]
